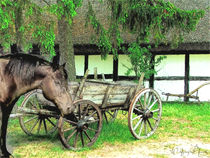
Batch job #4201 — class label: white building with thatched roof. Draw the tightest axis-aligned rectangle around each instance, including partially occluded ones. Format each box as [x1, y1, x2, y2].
[3, 0, 209, 102]
[71, 0, 210, 102]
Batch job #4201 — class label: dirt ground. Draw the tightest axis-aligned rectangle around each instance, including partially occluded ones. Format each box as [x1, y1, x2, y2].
[82, 138, 210, 158]
[7, 136, 210, 158]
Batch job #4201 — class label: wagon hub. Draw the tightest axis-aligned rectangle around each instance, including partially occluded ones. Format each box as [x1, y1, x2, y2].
[77, 120, 87, 131]
[143, 110, 153, 119]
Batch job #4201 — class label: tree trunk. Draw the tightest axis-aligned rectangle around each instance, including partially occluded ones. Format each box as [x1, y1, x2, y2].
[15, 1, 23, 51]
[58, 15, 76, 81]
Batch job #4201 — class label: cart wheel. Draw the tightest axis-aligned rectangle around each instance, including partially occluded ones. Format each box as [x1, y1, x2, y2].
[128, 88, 162, 139]
[19, 90, 59, 136]
[103, 109, 118, 123]
[58, 100, 102, 150]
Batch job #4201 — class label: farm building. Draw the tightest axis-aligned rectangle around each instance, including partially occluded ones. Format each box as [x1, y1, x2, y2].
[71, 0, 210, 102]
[1, 0, 210, 102]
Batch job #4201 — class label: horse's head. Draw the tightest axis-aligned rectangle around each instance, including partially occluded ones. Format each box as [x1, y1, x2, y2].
[41, 56, 74, 116]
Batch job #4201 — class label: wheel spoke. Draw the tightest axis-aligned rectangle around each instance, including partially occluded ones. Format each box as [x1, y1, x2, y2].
[67, 129, 77, 142]
[74, 131, 79, 148]
[134, 118, 143, 131]
[84, 111, 97, 121]
[64, 126, 76, 132]
[38, 101, 43, 109]
[80, 132, 85, 147]
[138, 120, 144, 136]
[28, 101, 37, 109]
[78, 104, 81, 120]
[64, 118, 77, 125]
[144, 93, 147, 108]
[29, 118, 39, 133]
[147, 94, 153, 107]
[144, 120, 147, 136]
[147, 119, 154, 131]
[84, 130, 92, 142]
[86, 119, 100, 124]
[43, 119, 48, 134]
[152, 109, 160, 113]
[82, 104, 89, 119]
[138, 99, 144, 109]
[148, 99, 158, 110]
[132, 114, 142, 121]
[134, 108, 144, 113]
[37, 119, 42, 134]
[46, 117, 57, 127]
[24, 116, 38, 124]
[87, 127, 97, 132]
[152, 117, 158, 121]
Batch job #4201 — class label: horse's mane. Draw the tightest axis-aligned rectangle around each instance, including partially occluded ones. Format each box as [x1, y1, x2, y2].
[0, 53, 51, 84]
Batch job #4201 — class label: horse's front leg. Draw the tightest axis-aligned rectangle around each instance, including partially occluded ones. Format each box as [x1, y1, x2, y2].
[0, 104, 13, 158]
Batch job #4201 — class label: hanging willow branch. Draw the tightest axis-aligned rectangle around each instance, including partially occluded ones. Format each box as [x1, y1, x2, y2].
[85, 1, 112, 59]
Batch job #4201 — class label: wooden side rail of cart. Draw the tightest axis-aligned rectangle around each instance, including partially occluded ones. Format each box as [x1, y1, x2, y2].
[68, 70, 145, 109]
[162, 82, 210, 102]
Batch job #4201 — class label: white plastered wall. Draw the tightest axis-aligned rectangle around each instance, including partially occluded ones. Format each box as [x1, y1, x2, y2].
[189, 54, 210, 102]
[88, 55, 113, 75]
[154, 55, 185, 101]
[154, 54, 210, 102]
[75, 53, 210, 102]
[75, 55, 85, 76]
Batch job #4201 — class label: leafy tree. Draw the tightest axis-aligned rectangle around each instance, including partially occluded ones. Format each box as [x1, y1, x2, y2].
[85, 0, 204, 79]
[0, 0, 205, 80]
[123, 43, 165, 79]
[0, 0, 82, 80]
[0, 0, 56, 54]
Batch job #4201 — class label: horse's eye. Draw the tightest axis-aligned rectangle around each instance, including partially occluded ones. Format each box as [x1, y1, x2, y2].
[56, 72, 62, 79]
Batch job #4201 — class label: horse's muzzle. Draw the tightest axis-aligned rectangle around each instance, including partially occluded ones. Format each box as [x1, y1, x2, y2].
[62, 104, 75, 116]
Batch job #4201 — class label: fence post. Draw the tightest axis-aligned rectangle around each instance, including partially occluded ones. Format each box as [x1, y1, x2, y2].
[184, 53, 190, 102]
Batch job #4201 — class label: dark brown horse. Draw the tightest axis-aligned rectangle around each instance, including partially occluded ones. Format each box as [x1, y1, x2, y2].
[0, 53, 74, 157]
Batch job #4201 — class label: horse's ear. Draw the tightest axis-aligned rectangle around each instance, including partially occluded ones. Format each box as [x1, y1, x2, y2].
[52, 51, 60, 70]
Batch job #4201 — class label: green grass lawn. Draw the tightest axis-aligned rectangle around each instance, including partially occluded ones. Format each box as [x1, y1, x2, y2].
[8, 102, 210, 157]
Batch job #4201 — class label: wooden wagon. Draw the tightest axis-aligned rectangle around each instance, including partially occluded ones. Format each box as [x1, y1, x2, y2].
[17, 72, 162, 150]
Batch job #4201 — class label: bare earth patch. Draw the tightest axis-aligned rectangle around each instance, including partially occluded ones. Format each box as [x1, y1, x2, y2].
[7, 136, 210, 158]
[83, 138, 210, 158]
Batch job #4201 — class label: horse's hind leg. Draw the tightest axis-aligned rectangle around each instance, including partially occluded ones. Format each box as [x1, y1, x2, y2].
[0, 104, 13, 157]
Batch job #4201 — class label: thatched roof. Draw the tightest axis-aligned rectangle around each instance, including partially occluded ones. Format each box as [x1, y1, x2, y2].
[72, 0, 210, 50]
[167, 0, 209, 43]
[71, 0, 136, 44]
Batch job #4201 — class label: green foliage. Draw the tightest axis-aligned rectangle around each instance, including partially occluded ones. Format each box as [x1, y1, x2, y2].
[50, 0, 83, 24]
[0, 0, 15, 48]
[0, 0, 205, 72]
[0, 0, 83, 57]
[86, 1, 113, 59]
[114, 0, 204, 46]
[16, 95, 25, 106]
[124, 42, 165, 79]
[85, 0, 204, 79]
